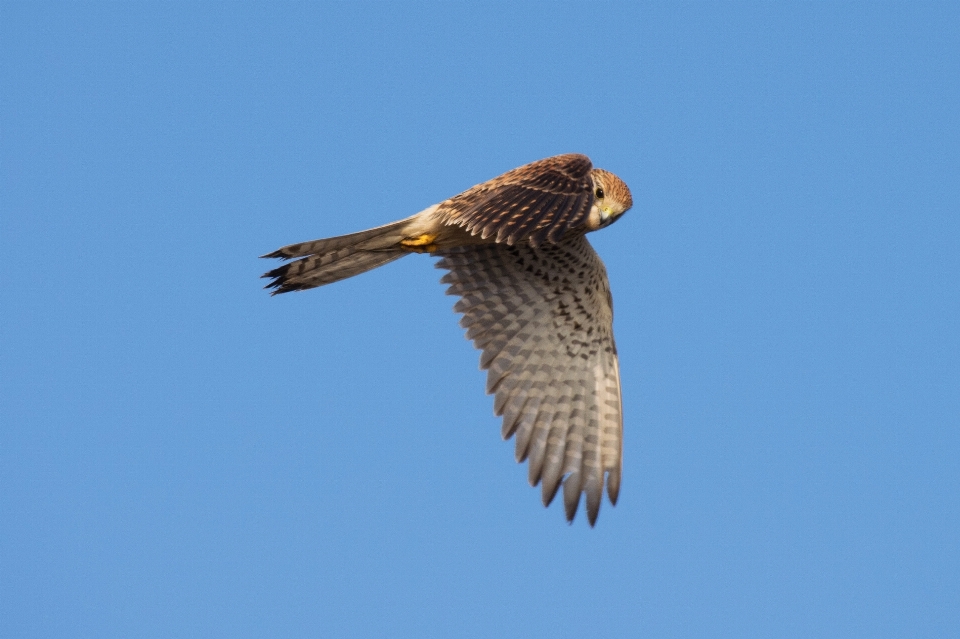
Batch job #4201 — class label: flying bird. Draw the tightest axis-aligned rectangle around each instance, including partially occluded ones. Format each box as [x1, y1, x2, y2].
[261, 154, 633, 525]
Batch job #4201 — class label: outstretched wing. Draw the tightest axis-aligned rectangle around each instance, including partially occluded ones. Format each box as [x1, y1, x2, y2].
[435, 236, 622, 525]
[437, 154, 596, 247]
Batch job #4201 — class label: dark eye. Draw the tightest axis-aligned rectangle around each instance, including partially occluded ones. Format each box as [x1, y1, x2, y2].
[595, 187, 605, 199]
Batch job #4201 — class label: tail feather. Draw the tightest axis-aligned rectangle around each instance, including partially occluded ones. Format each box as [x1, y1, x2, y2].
[260, 217, 414, 259]
[261, 217, 412, 294]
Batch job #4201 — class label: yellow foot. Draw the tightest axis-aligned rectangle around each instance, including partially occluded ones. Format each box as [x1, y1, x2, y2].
[400, 234, 438, 253]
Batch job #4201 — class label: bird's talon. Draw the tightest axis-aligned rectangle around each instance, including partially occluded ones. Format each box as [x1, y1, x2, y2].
[401, 234, 439, 253]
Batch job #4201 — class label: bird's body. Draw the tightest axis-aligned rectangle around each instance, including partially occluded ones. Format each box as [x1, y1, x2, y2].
[262, 154, 633, 525]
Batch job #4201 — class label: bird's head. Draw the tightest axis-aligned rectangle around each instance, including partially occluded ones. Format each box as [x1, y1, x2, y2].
[586, 169, 633, 232]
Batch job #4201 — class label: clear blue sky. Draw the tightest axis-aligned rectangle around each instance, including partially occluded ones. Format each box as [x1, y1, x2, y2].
[2, 3, 958, 637]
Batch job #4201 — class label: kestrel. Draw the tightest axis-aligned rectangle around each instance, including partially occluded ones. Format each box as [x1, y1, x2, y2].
[261, 154, 633, 525]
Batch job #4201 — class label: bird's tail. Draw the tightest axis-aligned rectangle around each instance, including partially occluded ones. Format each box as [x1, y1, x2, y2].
[261, 216, 415, 294]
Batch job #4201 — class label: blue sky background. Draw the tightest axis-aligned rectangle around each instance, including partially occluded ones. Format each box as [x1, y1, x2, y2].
[2, 3, 958, 637]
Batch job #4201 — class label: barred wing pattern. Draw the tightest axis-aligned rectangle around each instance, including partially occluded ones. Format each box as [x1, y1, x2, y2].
[437, 154, 595, 247]
[436, 236, 622, 525]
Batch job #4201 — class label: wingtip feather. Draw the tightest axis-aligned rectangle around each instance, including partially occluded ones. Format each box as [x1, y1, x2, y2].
[606, 468, 621, 506]
[563, 472, 582, 523]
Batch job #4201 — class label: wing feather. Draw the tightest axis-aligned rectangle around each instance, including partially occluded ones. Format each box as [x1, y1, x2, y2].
[435, 236, 623, 525]
[437, 154, 596, 247]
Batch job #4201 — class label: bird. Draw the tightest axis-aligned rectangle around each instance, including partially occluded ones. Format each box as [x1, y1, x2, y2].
[261, 153, 633, 525]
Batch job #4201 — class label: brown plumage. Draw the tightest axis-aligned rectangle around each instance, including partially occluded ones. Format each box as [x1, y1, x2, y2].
[261, 154, 633, 525]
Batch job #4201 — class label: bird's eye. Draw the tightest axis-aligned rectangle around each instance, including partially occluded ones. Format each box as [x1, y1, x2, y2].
[595, 187, 605, 199]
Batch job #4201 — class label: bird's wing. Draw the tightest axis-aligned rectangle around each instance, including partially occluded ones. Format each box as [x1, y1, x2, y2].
[436, 235, 622, 525]
[437, 154, 595, 247]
